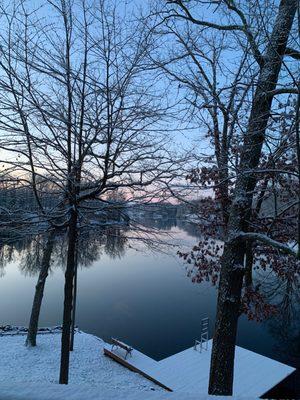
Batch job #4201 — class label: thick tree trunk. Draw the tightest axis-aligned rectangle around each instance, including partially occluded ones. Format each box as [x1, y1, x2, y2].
[244, 241, 254, 288]
[208, 0, 298, 395]
[26, 232, 55, 347]
[209, 240, 245, 393]
[244, 177, 270, 288]
[59, 208, 78, 384]
[218, 165, 230, 227]
[219, 142, 230, 227]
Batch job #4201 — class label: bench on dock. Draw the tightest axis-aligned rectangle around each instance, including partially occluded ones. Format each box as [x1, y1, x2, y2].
[111, 338, 133, 359]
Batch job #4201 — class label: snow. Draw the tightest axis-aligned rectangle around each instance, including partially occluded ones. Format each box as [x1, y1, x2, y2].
[0, 382, 256, 400]
[157, 341, 295, 396]
[0, 331, 294, 400]
[0, 331, 255, 399]
[104, 339, 295, 398]
[0, 331, 161, 393]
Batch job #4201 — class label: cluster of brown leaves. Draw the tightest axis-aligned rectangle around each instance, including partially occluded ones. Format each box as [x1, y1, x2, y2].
[179, 239, 299, 322]
[178, 239, 223, 286]
[240, 287, 278, 322]
[186, 166, 221, 187]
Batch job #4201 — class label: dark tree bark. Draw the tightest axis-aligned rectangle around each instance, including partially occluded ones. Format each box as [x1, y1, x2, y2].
[244, 177, 269, 288]
[208, 0, 298, 395]
[25, 231, 55, 347]
[59, 208, 78, 384]
[70, 243, 78, 352]
[244, 241, 254, 288]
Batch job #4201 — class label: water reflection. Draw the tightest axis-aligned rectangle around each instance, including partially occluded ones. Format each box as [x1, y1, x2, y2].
[258, 268, 300, 367]
[0, 219, 299, 375]
[0, 225, 130, 278]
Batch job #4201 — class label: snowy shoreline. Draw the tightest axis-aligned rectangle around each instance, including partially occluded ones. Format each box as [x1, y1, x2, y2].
[0, 325, 64, 336]
[0, 329, 159, 388]
[0, 330, 163, 396]
[0, 329, 256, 399]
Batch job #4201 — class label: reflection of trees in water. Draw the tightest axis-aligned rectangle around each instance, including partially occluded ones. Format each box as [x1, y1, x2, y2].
[104, 227, 126, 259]
[0, 225, 128, 277]
[0, 244, 14, 277]
[257, 269, 300, 366]
[0, 219, 204, 277]
[0, 235, 38, 277]
[176, 220, 202, 239]
[74, 226, 127, 267]
[140, 215, 178, 231]
[16, 226, 127, 350]
[19, 237, 48, 277]
[137, 215, 202, 239]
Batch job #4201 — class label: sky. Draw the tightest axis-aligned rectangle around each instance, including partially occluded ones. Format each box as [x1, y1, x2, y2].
[0, 0, 203, 168]
[0, 0, 295, 198]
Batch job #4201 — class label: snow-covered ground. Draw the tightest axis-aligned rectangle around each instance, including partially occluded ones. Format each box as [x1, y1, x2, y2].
[0, 331, 256, 399]
[0, 382, 248, 400]
[0, 384, 160, 400]
[0, 331, 161, 394]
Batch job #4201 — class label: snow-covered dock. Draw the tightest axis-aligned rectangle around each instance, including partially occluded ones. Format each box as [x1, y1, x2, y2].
[104, 339, 295, 397]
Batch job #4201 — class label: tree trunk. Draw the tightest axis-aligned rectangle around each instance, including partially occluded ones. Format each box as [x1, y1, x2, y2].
[70, 243, 78, 352]
[26, 231, 55, 347]
[59, 208, 77, 384]
[244, 241, 254, 288]
[208, 0, 298, 395]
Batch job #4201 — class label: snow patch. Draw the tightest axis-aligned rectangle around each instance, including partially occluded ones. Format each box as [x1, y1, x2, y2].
[0, 331, 161, 392]
[0, 381, 255, 400]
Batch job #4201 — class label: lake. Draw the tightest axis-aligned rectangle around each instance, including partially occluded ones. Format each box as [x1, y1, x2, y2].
[0, 219, 299, 397]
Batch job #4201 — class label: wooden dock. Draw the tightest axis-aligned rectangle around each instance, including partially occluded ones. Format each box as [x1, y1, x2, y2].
[104, 339, 295, 397]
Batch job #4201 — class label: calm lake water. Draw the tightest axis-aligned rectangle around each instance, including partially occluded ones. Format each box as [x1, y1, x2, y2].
[0, 219, 299, 396]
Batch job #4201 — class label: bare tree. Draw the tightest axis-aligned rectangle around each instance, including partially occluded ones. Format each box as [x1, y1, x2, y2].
[161, 0, 299, 394]
[0, 0, 180, 384]
[150, 12, 258, 225]
[209, 1, 298, 393]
